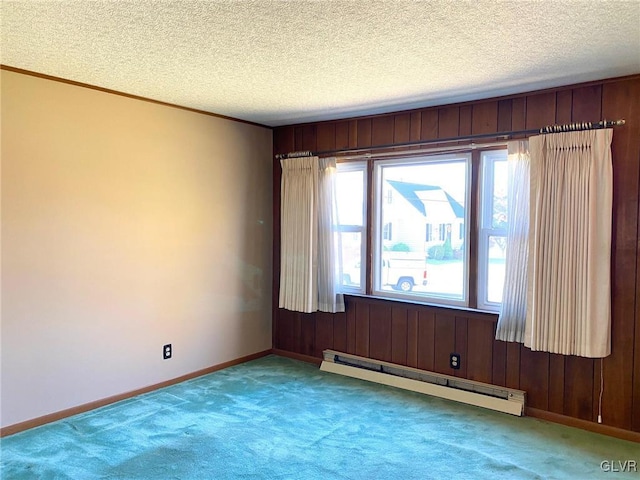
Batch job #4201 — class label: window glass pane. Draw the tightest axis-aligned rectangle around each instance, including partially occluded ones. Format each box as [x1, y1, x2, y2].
[479, 150, 508, 310]
[338, 231, 362, 289]
[487, 235, 507, 303]
[336, 162, 366, 293]
[377, 159, 467, 300]
[491, 159, 508, 229]
[336, 169, 364, 226]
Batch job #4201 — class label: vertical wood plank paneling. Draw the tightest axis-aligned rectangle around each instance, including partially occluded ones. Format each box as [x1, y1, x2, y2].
[505, 344, 521, 389]
[459, 106, 472, 137]
[603, 79, 640, 431]
[421, 110, 438, 140]
[471, 102, 498, 135]
[274, 126, 295, 154]
[572, 85, 602, 122]
[416, 310, 435, 371]
[497, 99, 512, 132]
[346, 302, 357, 355]
[316, 122, 336, 152]
[407, 309, 419, 368]
[519, 348, 549, 410]
[355, 302, 370, 357]
[454, 317, 469, 378]
[299, 313, 315, 356]
[564, 357, 594, 421]
[438, 107, 460, 138]
[335, 121, 350, 150]
[434, 313, 456, 374]
[391, 306, 408, 365]
[394, 113, 411, 144]
[272, 127, 294, 348]
[369, 304, 392, 362]
[301, 125, 317, 152]
[410, 112, 422, 142]
[555, 90, 572, 124]
[276, 309, 294, 351]
[636, 224, 640, 434]
[594, 358, 604, 426]
[511, 97, 526, 132]
[348, 120, 358, 148]
[333, 311, 347, 354]
[467, 320, 494, 384]
[294, 126, 304, 150]
[357, 119, 372, 148]
[548, 354, 566, 414]
[525, 92, 556, 129]
[292, 312, 303, 354]
[492, 338, 507, 387]
[371, 116, 394, 146]
[315, 312, 334, 358]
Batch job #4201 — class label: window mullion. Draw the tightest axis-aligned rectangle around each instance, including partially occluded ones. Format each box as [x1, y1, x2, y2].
[365, 158, 374, 295]
[468, 149, 481, 309]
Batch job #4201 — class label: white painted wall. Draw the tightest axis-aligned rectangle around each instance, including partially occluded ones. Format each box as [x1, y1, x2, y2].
[1, 70, 273, 428]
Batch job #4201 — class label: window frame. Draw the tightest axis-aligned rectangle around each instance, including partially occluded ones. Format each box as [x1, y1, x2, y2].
[477, 149, 509, 311]
[335, 161, 368, 295]
[334, 145, 507, 312]
[372, 153, 472, 307]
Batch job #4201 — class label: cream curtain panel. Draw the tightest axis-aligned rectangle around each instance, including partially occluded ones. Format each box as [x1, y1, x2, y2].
[497, 130, 613, 358]
[279, 156, 318, 313]
[525, 129, 613, 357]
[279, 156, 345, 314]
[495, 141, 530, 343]
[317, 158, 345, 313]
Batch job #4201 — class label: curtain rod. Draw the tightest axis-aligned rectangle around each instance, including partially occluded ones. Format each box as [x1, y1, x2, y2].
[276, 119, 625, 160]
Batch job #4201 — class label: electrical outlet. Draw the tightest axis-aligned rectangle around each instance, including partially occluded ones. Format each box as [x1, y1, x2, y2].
[163, 344, 172, 360]
[450, 353, 460, 370]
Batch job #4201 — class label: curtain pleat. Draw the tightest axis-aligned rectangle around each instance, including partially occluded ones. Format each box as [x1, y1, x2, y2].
[496, 141, 530, 342]
[279, 157, 318, 313]
[317, 158, 345, 313]
[279, 156, 345, 314]
[525, 129, 612, 357]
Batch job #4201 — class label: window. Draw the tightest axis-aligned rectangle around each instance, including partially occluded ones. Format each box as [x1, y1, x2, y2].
[334, 147, 507, 311]
[438, 224, 446, 241]
[382, 222, 393, 241]
[478, 150, 508, 310]
[386, 188, 393, 204]
[374, 154, 470, 305]
[335, 161, 367, 293]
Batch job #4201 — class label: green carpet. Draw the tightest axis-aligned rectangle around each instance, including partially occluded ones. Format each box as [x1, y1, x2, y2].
[1, 355, 638, 479]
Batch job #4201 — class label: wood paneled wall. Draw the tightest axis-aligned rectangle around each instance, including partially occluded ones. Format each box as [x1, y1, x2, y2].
[272, 76, 640, 434]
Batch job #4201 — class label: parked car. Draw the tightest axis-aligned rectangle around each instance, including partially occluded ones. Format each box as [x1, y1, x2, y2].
[381, 257, 428, 292]
[342, 256, 428, 292]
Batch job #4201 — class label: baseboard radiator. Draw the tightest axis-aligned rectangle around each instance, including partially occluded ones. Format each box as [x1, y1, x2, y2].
[320, 350, 526, 416]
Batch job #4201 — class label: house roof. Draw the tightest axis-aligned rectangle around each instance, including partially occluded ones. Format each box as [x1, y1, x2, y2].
[387, 180, 464, 219]
[2, 1, 639, 127]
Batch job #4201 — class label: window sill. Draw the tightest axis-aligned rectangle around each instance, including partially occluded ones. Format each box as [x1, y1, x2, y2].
[343, 293, 499, 321]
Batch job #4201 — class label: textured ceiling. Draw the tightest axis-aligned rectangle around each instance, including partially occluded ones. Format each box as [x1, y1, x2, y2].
[2, 1, 639, 127]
